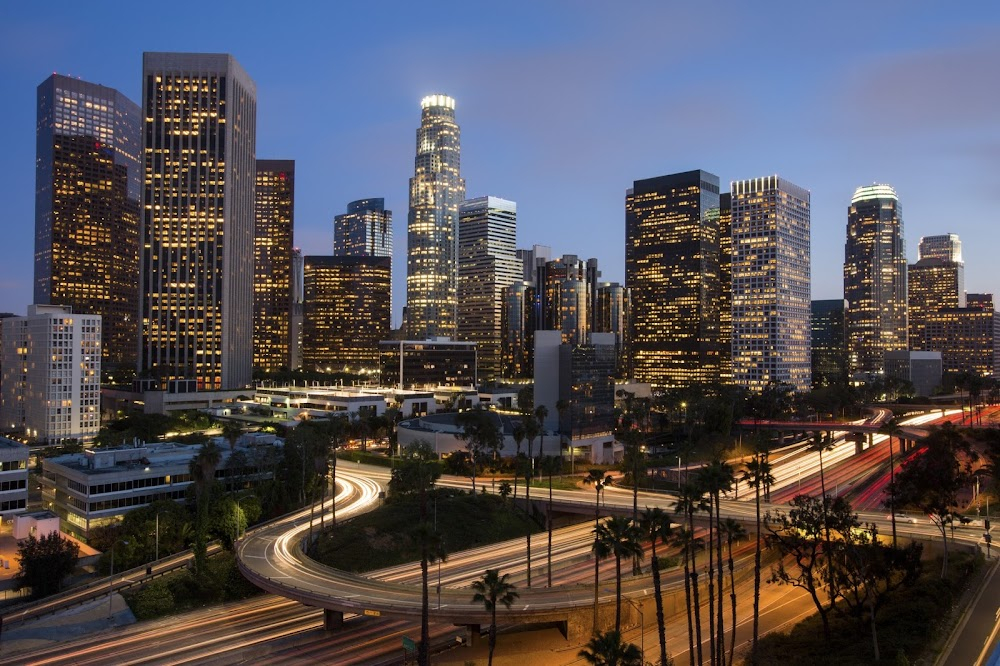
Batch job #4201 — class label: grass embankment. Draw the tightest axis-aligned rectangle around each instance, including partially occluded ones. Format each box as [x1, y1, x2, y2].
[752, 551, 981, 665]
[312, 489, 541, 573]
[123, 552, 262, 621]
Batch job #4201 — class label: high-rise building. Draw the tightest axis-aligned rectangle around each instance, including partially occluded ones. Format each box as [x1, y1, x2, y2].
[844, 184, 907, 375]
[925, 294, 997, 378]
[516, 244, 552, 283]
[1, 305, 101, 443]
[811, 299, 847, 386]
[594, 282, 630, 380]
[405, 95, 465, 339]
[302, 256, 391, 373]
[625, 170, 722, 387]
[919, 234, 963, 263]
[731, 176, 811, 392]
[34, 75, 141, 371]
[456, 197, 519, 380]
[139, 53, 257, 390]
[719, 193, 733, 382]
[539, 255, 600, 345]
[334, 198, 392, 258]
[254, 160, 294, 372]
[501, 281, 537, 379]
[289, 249, 304, 371]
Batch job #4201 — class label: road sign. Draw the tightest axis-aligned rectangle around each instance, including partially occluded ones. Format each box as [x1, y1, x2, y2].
[364, 609, 381, 617]
[403, 636, 417, 652]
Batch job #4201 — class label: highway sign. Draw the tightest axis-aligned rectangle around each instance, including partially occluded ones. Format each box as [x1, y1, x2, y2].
[363, 609, 381, 617]
[403, 636, 417, 652]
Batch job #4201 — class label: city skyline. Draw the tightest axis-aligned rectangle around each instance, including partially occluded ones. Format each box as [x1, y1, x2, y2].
[1, 3, 999, 328]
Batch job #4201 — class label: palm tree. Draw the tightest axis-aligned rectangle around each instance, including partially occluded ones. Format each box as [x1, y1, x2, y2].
[511, 423, 525, 500]
[584, 469, 614, 631]
[698, 459, 734, 666]
[413, 522, 446, 666]
[578, 629, 643, 666]
[594, 516, 645, 633]
[523, 413, 540, 587]
[672, 525, 700, 666]
[190, 441, 221, 577]
[740, 447, 774, 665]
[324, 414, 349, 529]
[471, 569, 520, 666]
[673, 481, 707, 666]
[220, 419, 242, 451]
[878, 416, 903, 549]
[722, 518, 747, 666]
[640, 506, 673, 666]
[535, 404, 549, 462]
[540, 455, 562, 587]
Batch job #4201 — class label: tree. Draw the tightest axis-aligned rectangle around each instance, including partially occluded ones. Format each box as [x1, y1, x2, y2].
[522, 413, 541, 587]
[540, 454, 562, 587]
[721, 518, 747, 666]
[594, 516, 644, 633]
[15, 532, 80, 598]
[697, 459, 734, 666]
[672, 525, 700, 666]
[894, 422, 974, 577]
[765, 494, 860, 641]
[878, 416, 904, 549]
[413, 522, 446, 666]
[511, 423, 526, 500]
[323, 414, 350, 529]
[471, 568, 520, 666]
[190, 441, 222, 576]
[535, 404, 550, 462]
[456, 406, 503, 494]
[740, 438, 774, 664]
[578, 629, 643, 666]
[673, 482, 707, 665]
[640, 506, 673, 666]
[584, 469, 614, 631]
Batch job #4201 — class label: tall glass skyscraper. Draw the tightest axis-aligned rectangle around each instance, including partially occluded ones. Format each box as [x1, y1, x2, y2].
[731, 176, 811, 392]
[457, 196, 519, 380]
[909, 233, 964, 351]
[843, 184, 907, 375]
[405, 95, 465, 340]
[139, 53, 257, 390]
[625, 170, 722, 387]
[334, 198, 392, 258]
[918, 234, 962, 263]
[34, 75, 141, 371]
[254, 160, 294, 372]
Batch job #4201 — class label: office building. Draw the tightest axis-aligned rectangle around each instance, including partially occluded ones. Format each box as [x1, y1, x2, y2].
[254, 160, 295, 372]
[539, 255, 600, 345]
[731, 176, 811, 392]
[626, 170, 722, 387]
[501, 281, 537, 379]
[456, 197, 519, 380]
[719, 193, 733, 382]
[909, 233, 964, 351]
[290, 249, 304, 370]
[405, 95, 465, 339]
[811, 299, 847, 386]
[334, 198, 392, 258]
[302, 256, 391, 373]
[139, 52, 257, 391]
[925, 295, 997, 378]
[0, 438, 28, 515]
[844, 184, 907, 375]
[885, 351, 943, 397]
[34, 75, 141, 371]
[918, 234, 962, 263]
[594, 282, 630, 380]
[516, 245, 552, 283]
[379, 340, 477, 389]
[1, 305, 100, 443]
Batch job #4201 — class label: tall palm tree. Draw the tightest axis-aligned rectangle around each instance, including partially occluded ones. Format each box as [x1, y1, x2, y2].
[540, 455, 562, 587]
[511, 423, 525, 500]
[584, 469, 614, 631]
[220, 419, 242, 451]
[594, 516, 645, 633]
[535, 404, 549, 462]
[471, 568, 519, 666]
[190, 441, 221, 577]
[523, 413, 540, 587]
[722, 518, 747, 666]
[324, 414, 349, 529]
[740, 448, 773, 665]
[698, 459, 734, 666]
[640, 506, 673, 666]
[878, 416, 903, 549]
[672, 525, 700, 666]
[413, 522, 446, 666]
[673, 482, 707, 666]
[578, 629, 643, 666]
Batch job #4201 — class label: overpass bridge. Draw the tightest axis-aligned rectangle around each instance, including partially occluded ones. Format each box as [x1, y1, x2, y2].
[738, 419, 926, 454]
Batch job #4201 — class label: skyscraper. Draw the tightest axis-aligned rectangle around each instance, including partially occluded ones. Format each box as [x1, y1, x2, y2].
[811, 299, 847, 386]
[843, 184, 907, 375]
[925, 294, 997, 378]
[457, 196, 519, 380]
[405, 95, 465, 339]
[302, 256, 391, 373]
[254, 160, 294, 372]
[334, 198, 392, 258]
[718, 192, 733, 382]
[918, 234, 963, 263]
[625, 170, 722, 387]
[139, 53, 256, 390]
[731, 176, 811, 392]
[34, 75, 141, 371]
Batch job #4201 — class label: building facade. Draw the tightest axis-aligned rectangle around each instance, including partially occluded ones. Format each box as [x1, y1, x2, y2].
[456, 197, 519, 380]
[35, 75, 141, 371]
[379, 340, 477, 389]
[918, 234, 963, 263]
[139, 52, 257, 390]
[1, 305, 101, 443]
[844, 184, 907, 375]
[731, 176, 811, 392]
[405, 95, 465, 339]
[909, 234, 964, 351]
[625, 170, 722, 387]
[811, 299, 847, 386]
[253, 160, 294, 372]
[719, 192, 733, 382]
[334, 198, 393, 258]
[925, 294, 997, 378]
[290, 249, 304, 371]
[594, 282, 630, 379]
[302, 256, 391, 373]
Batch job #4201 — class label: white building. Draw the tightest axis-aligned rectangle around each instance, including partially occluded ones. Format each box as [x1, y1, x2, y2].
[0, 436, 29, 514]
[1, 305, 101, 443]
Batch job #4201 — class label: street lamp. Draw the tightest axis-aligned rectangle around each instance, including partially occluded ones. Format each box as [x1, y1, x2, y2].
[624, 597, 644, 663]
[109, 538, 129, 621]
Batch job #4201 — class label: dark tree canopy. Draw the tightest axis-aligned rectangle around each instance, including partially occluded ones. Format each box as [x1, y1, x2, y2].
[16, 532, 80, 599]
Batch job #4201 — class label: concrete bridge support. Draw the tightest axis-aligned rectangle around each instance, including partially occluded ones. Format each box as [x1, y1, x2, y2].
[464, 624, 481, 647]
[324, 609, 344, 631]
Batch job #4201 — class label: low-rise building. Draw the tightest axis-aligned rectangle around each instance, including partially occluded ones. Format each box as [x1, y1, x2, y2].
[0, 436, 29, 514]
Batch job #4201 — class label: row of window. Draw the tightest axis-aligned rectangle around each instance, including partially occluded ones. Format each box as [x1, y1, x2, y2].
[88, 489, 187, 513]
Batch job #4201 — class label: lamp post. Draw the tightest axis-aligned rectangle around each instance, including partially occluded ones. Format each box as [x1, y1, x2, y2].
[624, 597, 644, 663]
[108, 539, 129, 621]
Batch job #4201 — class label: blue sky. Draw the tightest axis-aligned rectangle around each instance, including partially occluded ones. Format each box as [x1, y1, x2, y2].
[2, 1, 998, 327]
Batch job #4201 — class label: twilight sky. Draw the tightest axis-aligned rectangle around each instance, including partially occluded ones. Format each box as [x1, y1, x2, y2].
[2, 1, 998, 328]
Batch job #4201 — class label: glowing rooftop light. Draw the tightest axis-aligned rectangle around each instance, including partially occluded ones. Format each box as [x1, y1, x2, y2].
[421, 94, 455, 110]
[851, 184, 897, 204]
